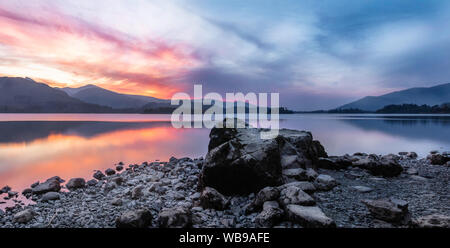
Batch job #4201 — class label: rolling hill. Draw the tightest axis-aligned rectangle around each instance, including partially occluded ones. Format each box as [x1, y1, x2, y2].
[0, 77, 112, 113]
[338, 83, 450, 111]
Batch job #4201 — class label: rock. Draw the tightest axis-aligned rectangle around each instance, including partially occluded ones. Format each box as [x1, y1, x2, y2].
[428, 153, 450, 165]
[430, 150, 439, 154]
[362, 199, 410, 224]
[116, 165, 124, 171]
[317, 156, 352, 170]
[1, 185, 11, 193]
[32, 177, 62, 194]
[30, 181, 39, 188]
[305, 168, 318, 181]
[446, 161, 450, 167]
[199, 120, 326, 195]
[111, 176, 125, 185]
[279, 186, 315, 207]
[253, 187, 280, 208]
[255, 204, 284, 228]
[278, 181, 316, 194]
[87, 179, 97, 186]
[314, 174, 338, 191]
[42, 192, 60, 201]
[158, 207, 192, 228]
[116, 209, 152, 228]
[66, 178, 86, 190]
[407, 152, 418, 159]
[111, 198, 123, 206]
[410, 175, 427, 181]
[105, 168, 116, 176]
[13, 209, 35, 223]
[351, 186, 373, 193]
[286, 205, 335, 228]
[398, 152, 408, 156]
[22, 188, 32, 195]
[200, 187, 228, 210]
[406, 168, 418, 175]
[352, 154, 403, 177]
[412, 214, 450, 228]
[7, 191, 18, 198]
[93, 170, 106, 180]
[131, 185, 144, 199]
[282, 168, 308, 182]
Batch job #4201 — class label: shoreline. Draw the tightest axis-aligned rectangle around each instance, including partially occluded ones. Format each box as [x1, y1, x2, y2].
[1, 153, 449, 228]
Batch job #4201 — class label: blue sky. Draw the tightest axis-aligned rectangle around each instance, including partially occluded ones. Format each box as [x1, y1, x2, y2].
[1, 0, 449, 110]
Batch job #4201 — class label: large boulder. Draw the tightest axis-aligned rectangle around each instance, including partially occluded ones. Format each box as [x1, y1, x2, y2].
[116, 209, 152, 228]
[199, 120, 327, 195]
[353, 154, 403, 177]
[32, 177, 62, 194]
[279, 186, 315, 207]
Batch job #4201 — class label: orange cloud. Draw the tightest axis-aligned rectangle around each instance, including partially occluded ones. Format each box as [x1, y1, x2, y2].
[0, 6, 200, 98]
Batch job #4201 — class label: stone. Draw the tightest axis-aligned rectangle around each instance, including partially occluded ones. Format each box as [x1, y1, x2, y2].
[352, 154, 403, 177]
[131, 185, 144, 199]
[111, 176, 125, 185]
[42, 192, 60, 201]
[282, 168, 308, 182]
[398, 152, 408, 156]
[305, 168, 319, 181]
[278, 181, 316, 194]
[199, 120, 326, 195]
[406, 168, 418, 175]
[87, 179, 97, 186]
[407, 152, 418, 159]
[253, 187, 280, 208]
[286, 205, 335, 228]
[116, 165, 124, 171]
[410, 175, 427, 181]
[351, 186, 373, 193]
[200, 187, 228, 210]
[362, 199, 410, 224]
[105, 168, 116, 176]
[428, 153, 450, 165]
[279, 186, 315, 207]
[446, 161, 450, 167]
[30, 181, 39, 188]
[1, 185, 11, 193]
[255, 205, 284, 228]
[22, 188, 32, 195]
[412, 214, 450, 228]
[93, 170, 106, 180]
[314, 174, 338, 191]
[158, 207, 192, 228]
[317, 156, 352, 170]
[116, 209, 152, 228]
[32, 176, 62, 194]
[111, 198, 123, 206]
[7, 191, 18, 198]
[13, 209, 35, 223]
[66, 178, 86, 190]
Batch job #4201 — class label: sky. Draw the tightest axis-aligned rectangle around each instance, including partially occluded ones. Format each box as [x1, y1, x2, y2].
[0, 0, 449, 110]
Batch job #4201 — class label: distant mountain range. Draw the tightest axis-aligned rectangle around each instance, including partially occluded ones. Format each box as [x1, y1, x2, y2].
[60, 84, 169, 109]
[338, 83, 450, 111]
[0, 77, 112, 113]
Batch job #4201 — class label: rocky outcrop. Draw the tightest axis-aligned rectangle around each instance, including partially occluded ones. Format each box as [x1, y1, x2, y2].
[116, 209, 152, 228]
[199, 120, 327, 195]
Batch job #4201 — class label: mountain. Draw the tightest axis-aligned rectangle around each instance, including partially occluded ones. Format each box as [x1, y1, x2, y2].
[0, 77, 112, 113]
[60, 84, 168, 109]
[338, 83, 450, 111]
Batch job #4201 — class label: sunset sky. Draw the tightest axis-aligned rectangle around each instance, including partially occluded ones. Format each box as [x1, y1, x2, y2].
[1, 0, 449, 110]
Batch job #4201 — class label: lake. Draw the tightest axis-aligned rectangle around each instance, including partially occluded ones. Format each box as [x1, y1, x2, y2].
[1, 113, 450, 208]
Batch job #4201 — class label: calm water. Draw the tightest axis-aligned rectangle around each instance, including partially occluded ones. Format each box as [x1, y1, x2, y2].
[1, 113, 450, 208]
